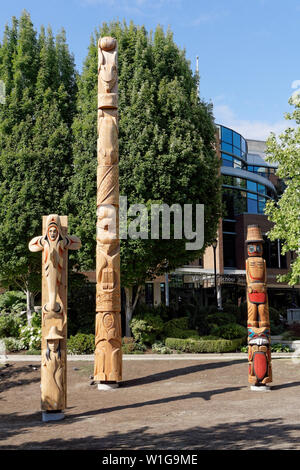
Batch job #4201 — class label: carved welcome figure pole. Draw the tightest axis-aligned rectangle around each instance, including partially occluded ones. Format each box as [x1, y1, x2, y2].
[29, 214, 81, 421]
[94, 37, 122, 389]
[245, 224, 272, 390]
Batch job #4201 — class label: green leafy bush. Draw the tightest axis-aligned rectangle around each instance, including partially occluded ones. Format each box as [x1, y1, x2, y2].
[282, 324, 300, 340]
[122, 337, 145, 354]
[19, 324, 41, 350]
[151, 341, 172, 354]
[68, 274, 96, 335]
[2, 337, 25, 352]
[134, 303, 172, 322]
[0, 313, 22, 338]
[271, 343, 292, 353]
[0, 291, 27, 313]
[163, 317, 199, 339]
[165, 337, 244, 353]
[26, 349, 41, 355]
[206, 312, 237, 327]
[67, 333, 95, 354]
[210, 323, 247, 341]
[130, 313, 164, 345]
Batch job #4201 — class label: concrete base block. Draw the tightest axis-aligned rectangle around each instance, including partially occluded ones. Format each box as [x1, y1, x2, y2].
[42, 411, 65, 422]
[97, 382, 119, 391]
[250, 385, 271, 392]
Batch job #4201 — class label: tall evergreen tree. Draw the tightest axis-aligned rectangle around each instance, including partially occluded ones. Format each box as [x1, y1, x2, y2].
[68, 21, 222, 334]
[0, 11, 77, 323]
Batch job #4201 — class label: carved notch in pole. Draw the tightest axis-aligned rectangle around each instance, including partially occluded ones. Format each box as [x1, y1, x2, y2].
[94, 36, 122, 387]
[245, 224, 272, 389]
[29, 215, 81, 420]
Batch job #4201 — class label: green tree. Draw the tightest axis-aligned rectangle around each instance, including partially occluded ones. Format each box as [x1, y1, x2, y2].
[0, 11, 77, 323]
[66, 21, 222, 335]
[265, 95, 300, 286]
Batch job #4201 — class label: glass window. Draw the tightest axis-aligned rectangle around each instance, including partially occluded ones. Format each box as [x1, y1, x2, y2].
[233, 146, 241, 157]
[258, 196, 266, 214]
[222, 154, 233, 167]
[160, 283, 165, 304]
[233, 159, 242, 168]
[257, 168, 266, 178]
[233, 132, 241, 148]
[247, 180, 257, 192]
[221, 142, 233, 154]
[257, 184, 266, 195]
[247, 196, 258, 213]
[145, 283, 154, 305]
[241, 138, 246, 154]
[221, 127, 233, 144]
[223, 233, 236, 268]
[223, 220, 236, 233]
[248, 165, 253, 172]
[235, 177, 246, 188]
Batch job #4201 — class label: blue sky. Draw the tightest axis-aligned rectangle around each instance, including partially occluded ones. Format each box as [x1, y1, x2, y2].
[1, 0, 299, 140]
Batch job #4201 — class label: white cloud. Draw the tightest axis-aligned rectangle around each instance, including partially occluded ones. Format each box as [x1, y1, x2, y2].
[213, 103, 288, 141]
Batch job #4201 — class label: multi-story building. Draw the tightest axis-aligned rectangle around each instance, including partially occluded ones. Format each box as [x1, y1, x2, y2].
[145, 124, 299, 312]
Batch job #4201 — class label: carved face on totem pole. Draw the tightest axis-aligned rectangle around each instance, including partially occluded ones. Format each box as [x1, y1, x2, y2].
[247, 242, 263, 257]
[48, 225, 58, 242]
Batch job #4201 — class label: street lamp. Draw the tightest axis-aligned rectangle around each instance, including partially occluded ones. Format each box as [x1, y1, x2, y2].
[212, 238, 218, 308]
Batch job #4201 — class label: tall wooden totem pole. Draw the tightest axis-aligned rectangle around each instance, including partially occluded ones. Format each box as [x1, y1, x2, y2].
[29, 215, 81, 421]
[246, 224, 272, 389]
[94, 37, 122, 389]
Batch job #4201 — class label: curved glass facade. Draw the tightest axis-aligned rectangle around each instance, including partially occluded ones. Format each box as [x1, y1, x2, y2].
[220, 125, 247, 170]
[218, 125, 277, 216]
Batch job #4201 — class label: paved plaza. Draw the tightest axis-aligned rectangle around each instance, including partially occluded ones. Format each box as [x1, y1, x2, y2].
[1, 355, 300, 450]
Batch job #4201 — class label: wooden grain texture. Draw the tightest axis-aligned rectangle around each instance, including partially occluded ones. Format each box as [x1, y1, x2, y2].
[29, 215, 81, 410]
[94, 37, 122, 383]
[245, 225, 272, 385]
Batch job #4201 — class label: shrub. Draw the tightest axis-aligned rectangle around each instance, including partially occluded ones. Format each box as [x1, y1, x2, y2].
[121, 337, 146, 354]
[271, 343, 292, 353]
[134, 303, 173, 322]
[0, 313, 22, 338]
[68, 274, 96, 335]
[282, 324, 300, 340]
[130, 313, 164, 345]
[270, 322, 285, 335]
[163, 317, 199, 339]
[2, 337, 25, 352]
[210, 323, 247, 341]
[0, 291, 27, 313]
[206, 312, 237, 327]
[19, 324, 41, 350]
[151, 341, 172, 354]
[26, 349, 41, 355]
[67, 333, 95, 354]
[165, 337, 244, 353]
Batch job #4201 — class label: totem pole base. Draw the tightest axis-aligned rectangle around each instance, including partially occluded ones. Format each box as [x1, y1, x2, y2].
[250, 384, 271, 392]
[42, 410, 65, 422]
[97, 381, 119, 391]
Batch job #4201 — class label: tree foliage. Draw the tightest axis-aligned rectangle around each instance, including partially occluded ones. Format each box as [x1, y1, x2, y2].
[0, 11, 77, 296]
[68, 21, 222, 290]
[265, 96, 300, 285]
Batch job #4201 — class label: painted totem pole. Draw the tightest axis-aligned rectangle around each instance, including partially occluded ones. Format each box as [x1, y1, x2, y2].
[245, 224, 272, 389]
[29, 214, 81, 420]
[94, 37, 122, 389]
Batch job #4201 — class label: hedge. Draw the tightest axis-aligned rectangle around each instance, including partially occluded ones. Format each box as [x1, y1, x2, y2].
[165, 337, 244, 353]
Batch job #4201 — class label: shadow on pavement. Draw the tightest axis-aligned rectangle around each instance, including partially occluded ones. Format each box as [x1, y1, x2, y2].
[122, 359, 246, 388]
[1, 417, 300, 450]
